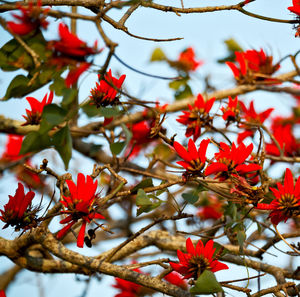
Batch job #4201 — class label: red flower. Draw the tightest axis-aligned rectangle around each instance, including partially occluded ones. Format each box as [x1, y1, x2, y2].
[65, 62, 91, 88]
[50, 23, 99, 59]
[169, 238, 228, 280]
[226, 49, 280, 84]
[90, 69, 126, 107]
[173, 138, 209, 178]
[221, 96, 240, 124]
[177, 94, 215, 141]
[7, 0, 49, 35]
[164, 271, 187, 290]
[1, 134, 24, 161]
[0, 290, 6, 297]
[288, 0, 300, 37]
[205, 142, 261, 181]
[112, 268, 142, 297]
[256, 168, 300, 225]
[266, 123, 299, 157]
[238, 101, 273, 143]
[22, 91, 53, 125]
[0, 135, 43, 188]
[0, 183, 38, 231]
[48, 23, 100, 87]
[288, 0, 300, 15]
[178, 47, 203, 72]
[126, 119, 158, 158]
[197, 196, 223, 220]
[57, 173, 104, 248]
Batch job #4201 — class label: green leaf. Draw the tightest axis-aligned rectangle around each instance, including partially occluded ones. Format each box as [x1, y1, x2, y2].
[81, 103, 100, 117]
[237, 230, 246, 249]
[52, 125, 72, 170]
[39, 69, 54, 84]
[121, 123, 132, 144]
[175, 84, 193, 100]
[136, 189, 162, 216]
[182, 192, 199, 204]
[190, 270, 223, 295]
[20, 131, 51, 155]
[110, 141, 126, 155]
[49, 76, 66, 96]
[42, 104, 67, 126]
[99, 107, 121, 117]
[156, 181, 167, 196]
[169, 78, 188, 90]
[132, 178, 154, 194]
[62, 88, 78, 109]
[3, 75, 30, 100]
[150, 48, 166, 62]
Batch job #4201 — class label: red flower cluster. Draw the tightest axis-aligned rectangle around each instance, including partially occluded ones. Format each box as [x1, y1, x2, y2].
[90, 69, 126, 107]
[266, 121, 299, 157]
[0, 290, 6, 297]
[226, 49, 280, 84]
[173, 139, 209, 178]
[7, 0, 49, 35]
[178, 47, 203, 72]
[57, 173, 104, 248]
[205, 142, 261, 181]
[221, 96, 240, 124]
[197, 196, 223, 220]
[177, 94, 215, 141]
[0, 183, 38, 231]
[288, 0, 300, 37]
[256, 168, 300, 225]
[112, 268, 142, 297]
[0, 135, 42, 188]
[169, 238, 228, 280]
[238, 101, 273, 143]
[22, 91, 53, 125]
[48, 23, 100, 87]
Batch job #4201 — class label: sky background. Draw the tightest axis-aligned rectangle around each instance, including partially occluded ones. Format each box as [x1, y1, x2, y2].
[0, 1, 299, 296]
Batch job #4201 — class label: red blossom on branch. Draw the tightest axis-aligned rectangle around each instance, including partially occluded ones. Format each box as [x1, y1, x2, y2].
[0, 135, 43, 188]
[48, 23, 101, 87]
[226, 49, 280, 84]
[221, 96, 240, 124]
[266, 121, 300, 157]
[288, 0, 300, 37]
[238, 100, 273, 144]
[90, 69, 126, 107]
[256, 168, 300, 225]
[197, 196, 223, 220]
[177, 47, 203, 72]
[57, 173, 105, 248]
[205, 142, 261, 181]
[22, 91, 53, 125]
[169, 238, 228, 280]
[173, 138, 209, 178]
[7, 0, 49, 35]
[177, 94, 215, 141]
[112, 268, 142, 297]
[0, 183, 38, 231]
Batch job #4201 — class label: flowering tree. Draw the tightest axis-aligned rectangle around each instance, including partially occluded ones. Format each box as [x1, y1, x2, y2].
[0, 1, 300, 297]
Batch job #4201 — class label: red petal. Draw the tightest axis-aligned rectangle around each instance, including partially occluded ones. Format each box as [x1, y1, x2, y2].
[205, 163, 228, 176]
[77, 221, 87, 248]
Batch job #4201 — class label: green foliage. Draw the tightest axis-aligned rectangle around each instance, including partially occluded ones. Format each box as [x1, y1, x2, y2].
[110, 141, 126, 155]
[150, 48, 167, 62]
[136, 189, 162, 216]
[175, 84, 193, 100]
[182, 184, 206, 204]
[190, 270, 223, 294]
[52, 125, 72, 170]
[132, 178, 154, 194]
